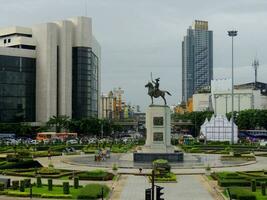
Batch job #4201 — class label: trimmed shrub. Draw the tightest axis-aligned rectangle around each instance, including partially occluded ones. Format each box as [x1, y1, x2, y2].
[12, 180, 19, 190]
[41, 194, 72, 199]
[36, 175, 42, 187]
[262, 182, 266, 196]
[48, 179, 53, 191]
[63, 182, 69, 194]
[0, 160, 42, 169]
[78, 170, 114, 181]
[38, 167, 60, 175]
[74, 177, 79, 189]
[19, 180, 25, 192]
[218, 179, 251, 187]
[77, 184, 109, 199]
[0, 183, 4, 191]
[229, 187, 256, 200]
[251, 179, 256, 192]
[24, 179, 31, 188]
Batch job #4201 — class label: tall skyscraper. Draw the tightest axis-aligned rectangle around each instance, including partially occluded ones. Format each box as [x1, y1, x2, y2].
[182, 20, 213, 102]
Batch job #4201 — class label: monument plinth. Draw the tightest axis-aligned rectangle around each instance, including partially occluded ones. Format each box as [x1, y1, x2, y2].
[134, 105, 183, 163]
[142, 105, 174, 153]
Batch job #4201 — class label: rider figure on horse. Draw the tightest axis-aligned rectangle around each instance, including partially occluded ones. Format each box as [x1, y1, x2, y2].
[152, 77, 160, 94]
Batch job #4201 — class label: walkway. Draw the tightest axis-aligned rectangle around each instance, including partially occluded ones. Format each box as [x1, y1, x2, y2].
[118, 175, 214, 200]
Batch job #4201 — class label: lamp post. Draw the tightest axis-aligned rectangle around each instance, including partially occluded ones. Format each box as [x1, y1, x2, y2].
[228, 30, 238, 145]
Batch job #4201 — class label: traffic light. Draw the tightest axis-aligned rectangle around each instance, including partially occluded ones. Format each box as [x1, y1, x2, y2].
[156, 186, 164, 200]
[145, 188, 151, 200]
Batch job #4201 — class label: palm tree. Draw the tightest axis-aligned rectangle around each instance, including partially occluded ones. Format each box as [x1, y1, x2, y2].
[46, 115, 70, 133]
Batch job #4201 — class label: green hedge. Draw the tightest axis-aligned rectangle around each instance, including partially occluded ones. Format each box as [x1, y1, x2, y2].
[218, 179, 251, 187]
[78, 170, 114, 181]
[40, 194, 72, 199]
[0, 160, 42, 169]
[229, 187, 256, 200]
[76, 184, 109, 199]
[12, 180, 19, 190]
[63, 182, 69, 194]
[0, 183, 4, 191]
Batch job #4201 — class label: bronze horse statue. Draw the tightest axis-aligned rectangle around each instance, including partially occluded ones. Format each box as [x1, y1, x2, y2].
[145, 81, 171, 105]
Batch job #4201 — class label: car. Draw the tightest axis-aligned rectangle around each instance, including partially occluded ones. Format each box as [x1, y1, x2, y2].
[66, 139, 78, 145]
[29, 139, 39, 145]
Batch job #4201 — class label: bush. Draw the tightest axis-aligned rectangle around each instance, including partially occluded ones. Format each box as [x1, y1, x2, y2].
[40, 194, 72, 199]
[19, 180, 25, 192]
[262, 182, 266, 196]
[36, 175, 42, 187]
[154, 172, 177, 182]
[12, 180, 19, 190]
[0, 160, 42, 169]
[78, 170, 114, 181]
[23, 179, 31, 188]
[229, 187, 256, 200]
[218, 179, 251, 187]
[38, 167, 60, 175]
[0, 183, 4, 191]
[77, 184, 109, 199]
[251, 180, 256, 192]
[74, 177, 79, 189]
[63, 182, 69, 194]
[112, 163, 118, 171]
[48, 179, 53, 191]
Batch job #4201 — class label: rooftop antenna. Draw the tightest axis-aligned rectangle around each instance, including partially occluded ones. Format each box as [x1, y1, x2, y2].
[252, 58, 259, 85]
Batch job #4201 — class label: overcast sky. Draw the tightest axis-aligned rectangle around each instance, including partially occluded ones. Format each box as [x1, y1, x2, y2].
[1, 0, 267, 110]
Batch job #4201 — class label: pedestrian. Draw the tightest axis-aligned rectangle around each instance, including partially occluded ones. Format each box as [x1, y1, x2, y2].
[139, 168, 142, 173]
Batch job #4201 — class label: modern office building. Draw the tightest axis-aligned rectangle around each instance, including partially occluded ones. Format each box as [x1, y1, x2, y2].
[182, 20, 213, 102]
[0, 17, 101, 123]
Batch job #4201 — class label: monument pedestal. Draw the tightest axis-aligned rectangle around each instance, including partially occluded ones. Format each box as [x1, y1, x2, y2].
[134, 105, 183, 162]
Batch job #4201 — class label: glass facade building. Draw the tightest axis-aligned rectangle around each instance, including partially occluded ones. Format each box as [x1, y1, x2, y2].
[0, 55, 36, 122]
[72, 47, 99, 119]
[182, 20, 213, 102]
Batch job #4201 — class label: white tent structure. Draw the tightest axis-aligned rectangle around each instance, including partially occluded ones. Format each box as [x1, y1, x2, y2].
[200, 115, 238, 143]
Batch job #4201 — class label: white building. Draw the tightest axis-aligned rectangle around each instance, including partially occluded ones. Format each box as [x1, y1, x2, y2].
[200, 115, 238, 143]
[192, 93, 211, 111]
[0, 17, 101, 123]
[193, 79, 267, 114]
[100, 91, 115, 120]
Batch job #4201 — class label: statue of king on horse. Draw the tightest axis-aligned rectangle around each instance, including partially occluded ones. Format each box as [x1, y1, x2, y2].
[145, 73, 171, 105]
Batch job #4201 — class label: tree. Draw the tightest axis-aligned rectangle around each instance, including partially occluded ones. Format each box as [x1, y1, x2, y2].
[46, 115, 70, 133]
[172, 111, 213, 137]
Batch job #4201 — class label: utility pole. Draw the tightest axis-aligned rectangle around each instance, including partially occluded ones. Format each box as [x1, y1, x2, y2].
[228, 30, 238, 145]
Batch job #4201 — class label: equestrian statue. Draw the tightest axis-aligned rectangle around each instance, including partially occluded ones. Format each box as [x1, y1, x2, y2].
[145, 74, 171, 105]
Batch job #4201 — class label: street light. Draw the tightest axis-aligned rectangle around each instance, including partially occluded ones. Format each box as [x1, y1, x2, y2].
[228, 30, 238, 145]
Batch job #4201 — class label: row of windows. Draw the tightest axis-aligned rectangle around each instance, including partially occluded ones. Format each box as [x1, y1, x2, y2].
[72, 47, 99, 119]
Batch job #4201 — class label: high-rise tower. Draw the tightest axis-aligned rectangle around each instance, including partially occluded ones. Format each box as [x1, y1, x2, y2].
[182, 20, 213, 102]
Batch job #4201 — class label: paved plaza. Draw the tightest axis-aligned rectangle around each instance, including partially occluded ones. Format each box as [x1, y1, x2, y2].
[119, 175, 214, 200]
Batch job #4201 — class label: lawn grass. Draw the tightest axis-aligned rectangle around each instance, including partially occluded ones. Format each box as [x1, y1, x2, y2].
[5, 183, 109, 199]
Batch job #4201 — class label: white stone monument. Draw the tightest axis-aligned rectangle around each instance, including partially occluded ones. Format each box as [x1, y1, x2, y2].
[142, 105, 175, 153]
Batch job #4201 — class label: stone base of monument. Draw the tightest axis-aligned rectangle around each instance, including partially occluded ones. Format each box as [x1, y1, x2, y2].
[133, 152, 184, 162]
[133, 104, 184, 163]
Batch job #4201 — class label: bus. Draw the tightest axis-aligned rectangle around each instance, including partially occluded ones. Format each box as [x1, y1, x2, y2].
[36, 132, 77, 142]
[239, 130, 267, 139]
